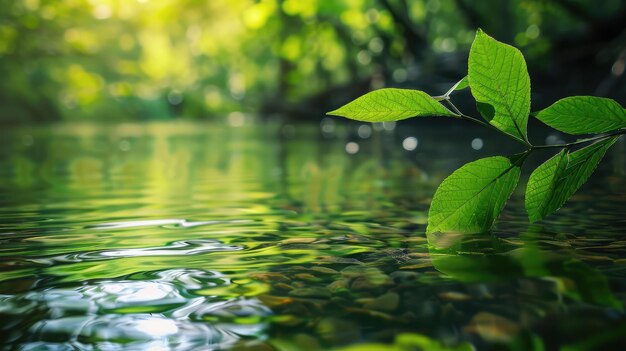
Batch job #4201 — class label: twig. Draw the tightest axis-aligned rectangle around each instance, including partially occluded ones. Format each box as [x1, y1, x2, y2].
[444, 99, 532, 147]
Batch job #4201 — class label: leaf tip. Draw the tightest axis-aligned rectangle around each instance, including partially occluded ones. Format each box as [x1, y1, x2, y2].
[326, 109, 342, 117]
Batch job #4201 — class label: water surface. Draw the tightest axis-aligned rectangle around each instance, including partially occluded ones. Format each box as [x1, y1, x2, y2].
[1, 121, 626, 350]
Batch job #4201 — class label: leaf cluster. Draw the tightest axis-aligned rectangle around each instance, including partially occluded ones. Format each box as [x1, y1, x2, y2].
[328, 29, 626, 234]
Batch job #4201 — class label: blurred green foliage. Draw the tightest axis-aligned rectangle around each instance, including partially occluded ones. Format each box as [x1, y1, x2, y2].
[0, 0, 624, 122]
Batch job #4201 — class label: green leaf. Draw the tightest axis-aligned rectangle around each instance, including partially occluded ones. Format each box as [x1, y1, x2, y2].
[327, 88, 458, 122]
[525, 137, 619, 222]
[443, 76, 469, 96]
[427, 155, 523, 234]
[468, 29, 531, 143]
[535, 96, 626, 134]
[525, 150, 567, 222]
[454, 76, 469, 91]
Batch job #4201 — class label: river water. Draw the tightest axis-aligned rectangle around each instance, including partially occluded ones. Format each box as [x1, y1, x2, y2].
[1, 121, 625, 350]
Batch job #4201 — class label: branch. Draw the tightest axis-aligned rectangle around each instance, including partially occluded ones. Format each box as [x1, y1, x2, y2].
[444, 99, 532, 147]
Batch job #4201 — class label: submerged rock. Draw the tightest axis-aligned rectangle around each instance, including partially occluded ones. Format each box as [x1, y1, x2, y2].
[464, 311, 520, 343]
[310, 267, 339, 275]
[326, 280, 348, 292]
[250, 273, 291, 283]
[363, 292, 400, 312]
[389, 271, 419, 284]
[289, 287, 331, 299]
[316, 317, 361, 345]
[438, 291, 472, 301]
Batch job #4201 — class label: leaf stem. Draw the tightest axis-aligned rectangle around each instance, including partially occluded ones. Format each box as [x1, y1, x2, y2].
[530, 129, 626, 150]
[444, 98, 532, 147]
[458, 112, 532, 147]
[443, 99, 625, 150]
[442, 99, 462, 116]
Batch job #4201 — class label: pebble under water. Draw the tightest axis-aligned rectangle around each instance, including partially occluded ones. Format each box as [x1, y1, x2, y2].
[1, 121, 626, 350]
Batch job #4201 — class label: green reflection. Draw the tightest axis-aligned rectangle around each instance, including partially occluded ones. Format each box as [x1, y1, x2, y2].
[427, 230, 623, 308]
[0, 122, 625, 350]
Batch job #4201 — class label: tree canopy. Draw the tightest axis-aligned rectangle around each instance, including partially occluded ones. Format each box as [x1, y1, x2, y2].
[1, 0, 624, 122]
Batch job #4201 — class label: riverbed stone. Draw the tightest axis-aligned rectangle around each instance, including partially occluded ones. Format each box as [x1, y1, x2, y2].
[326, 280, 348, 292]
[363, 292, 400, 312]
[316, 317, 361, 344]
[310, 266, 339, 275]
[288, 287, 331, 299]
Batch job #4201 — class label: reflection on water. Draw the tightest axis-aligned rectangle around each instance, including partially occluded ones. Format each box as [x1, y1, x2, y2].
[1, 121, 626, 350]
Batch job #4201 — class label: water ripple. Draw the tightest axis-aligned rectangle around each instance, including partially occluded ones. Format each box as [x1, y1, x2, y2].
[176, 297, 272, 321]
[128, 268, 231, 290]
[3, 269, 235, 316]
[1, 269, 269, 349]
[25, 314, 239, 350]
[25, 281, 187, 315]
[28, 239, 244, 265]
[85, 218, 253, 230]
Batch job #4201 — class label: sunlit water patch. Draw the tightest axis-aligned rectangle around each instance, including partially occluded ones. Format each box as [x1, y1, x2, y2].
[1, 122, 626, 350]
[1, 268, 268, 349]
[23, 314, 240, 350]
